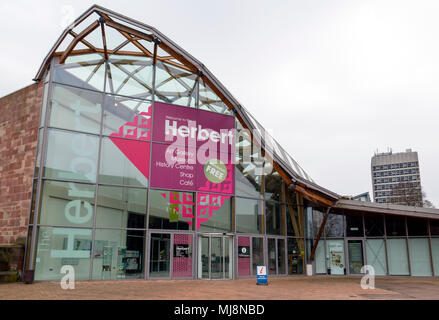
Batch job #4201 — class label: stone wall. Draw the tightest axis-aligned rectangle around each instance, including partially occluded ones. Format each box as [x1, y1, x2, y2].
[0, 82, 43, 246]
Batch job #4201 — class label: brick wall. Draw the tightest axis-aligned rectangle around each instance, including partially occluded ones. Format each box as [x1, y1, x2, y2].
[0, 82, 43, 245]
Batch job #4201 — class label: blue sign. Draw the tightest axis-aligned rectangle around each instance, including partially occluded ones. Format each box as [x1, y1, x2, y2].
[256, 265, 268, 285]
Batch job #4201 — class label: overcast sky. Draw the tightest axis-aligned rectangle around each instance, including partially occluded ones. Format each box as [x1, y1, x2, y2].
[1, 0, 438, 207]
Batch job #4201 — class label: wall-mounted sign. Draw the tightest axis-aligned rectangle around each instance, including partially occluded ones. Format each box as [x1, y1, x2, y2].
[238, 246, 250, 258]
[174, 244, 190, 258]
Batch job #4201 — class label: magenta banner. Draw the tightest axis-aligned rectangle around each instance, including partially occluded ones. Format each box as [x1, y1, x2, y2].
[108, 102, 235, 195]
[150, 102, 235, 195]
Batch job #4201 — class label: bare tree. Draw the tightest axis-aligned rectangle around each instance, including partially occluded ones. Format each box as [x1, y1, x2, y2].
[389, 182, 436, 208]
[389, 181, 423, 207]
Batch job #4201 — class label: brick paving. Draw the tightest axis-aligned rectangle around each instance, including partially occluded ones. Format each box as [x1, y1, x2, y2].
[0, 277, 438, 300]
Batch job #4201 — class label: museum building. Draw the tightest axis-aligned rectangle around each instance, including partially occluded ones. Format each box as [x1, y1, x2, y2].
[1, 5, 439, 282]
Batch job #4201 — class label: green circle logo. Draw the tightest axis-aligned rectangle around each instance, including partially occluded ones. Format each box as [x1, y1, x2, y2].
[204, 159, 227, 183]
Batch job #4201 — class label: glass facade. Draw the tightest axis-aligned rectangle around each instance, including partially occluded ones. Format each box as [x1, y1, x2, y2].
[30, 47, 308, 281]
[27, 9, 439, 282]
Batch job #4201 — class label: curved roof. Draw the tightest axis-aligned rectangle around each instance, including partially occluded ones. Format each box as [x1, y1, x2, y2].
[35, 4, 340, 202]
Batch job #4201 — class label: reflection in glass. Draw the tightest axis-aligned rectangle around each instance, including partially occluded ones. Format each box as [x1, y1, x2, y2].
[38, 180, 95, 227]
[44, 129, 99, 182]
[325, 214, 344, 237]
[99, 137, 149, 187]
[50, 84, 102, 134]
[235, 198, 263, 234]
[96, 185, 146, 229]
[93, 229, 145, 280]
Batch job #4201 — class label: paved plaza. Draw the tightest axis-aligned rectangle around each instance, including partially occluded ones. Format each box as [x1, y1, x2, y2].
[0, 277, 438, 300]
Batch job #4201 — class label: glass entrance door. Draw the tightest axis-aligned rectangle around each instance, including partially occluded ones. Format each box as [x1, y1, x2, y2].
[347, 239, 364, 274]
[198, 235, 233, 279]
[149, 233, 171, 278]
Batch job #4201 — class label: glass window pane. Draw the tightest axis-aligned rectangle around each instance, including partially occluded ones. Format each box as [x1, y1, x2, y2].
[312, 209, 325, 238]
[106, 56, 153, 99]
[386, 216, 406, 237]
[148, 189, 195, 230]
[277, 239, 285, 274]
[103, 95, 152, 138]
[407, 218, 428, 236]
[54, 54, 106, 91]
[267, 238, 276, 275]
[35, 226, 92, 281]
[345, 215, 364, 237]
[326, 240, 345, 275]
[99, 137, 149, 187]
[199, 78, 231, 115]
[92, 229, 145, 280]
[197, 194, 232, 233]
[236, 198, 263, 234]
[237, 236, 251, 276]
[251, 237, 264, 275]
[154, 61, 197, 108]
[387, 239, 409, 275]
[266, 201, 283, 236]
[38, 180, 95, 227]
[44, 129, 99, 182]
[365, 239, 387, 275]
[326, 214, 344, 237]
[365, 214, 385, 237]
[431, 238, 439, 276]
[96, 185, 146, 229]
[408, 238, 432, 276]
[288, 238, 305, 275]
[314, 240, 326, 274]
[235, 165, 262, 198]
[430, 220, 439, 236]
[50, 84, 102, 134]
[264, 169, 282, 202]
[286, 203, 304, 237]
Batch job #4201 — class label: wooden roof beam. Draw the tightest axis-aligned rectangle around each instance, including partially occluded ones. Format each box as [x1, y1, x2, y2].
[59, 20, 100, 64]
